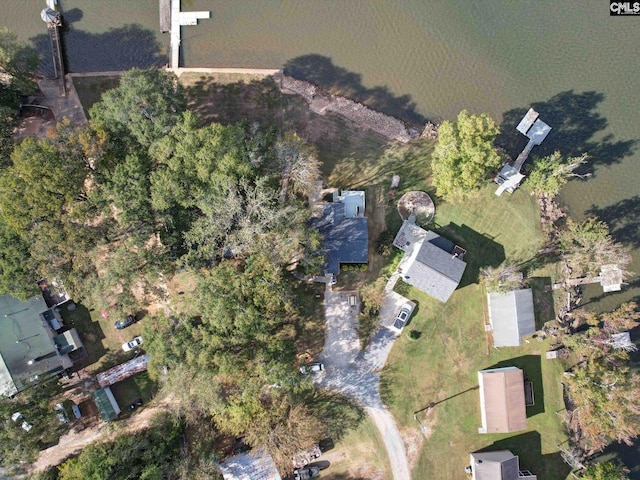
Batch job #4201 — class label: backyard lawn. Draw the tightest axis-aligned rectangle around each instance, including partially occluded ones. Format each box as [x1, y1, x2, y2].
[381, 186, 571, 480]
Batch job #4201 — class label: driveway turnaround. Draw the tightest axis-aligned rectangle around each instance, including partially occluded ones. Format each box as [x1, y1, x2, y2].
[317, 274, 412, 480]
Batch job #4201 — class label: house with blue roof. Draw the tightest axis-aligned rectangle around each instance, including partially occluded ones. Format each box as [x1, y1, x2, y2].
[309, 190, 368, 276]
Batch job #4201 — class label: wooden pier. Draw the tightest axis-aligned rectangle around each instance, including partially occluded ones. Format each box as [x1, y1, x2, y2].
[159, 0, 170, 33]
[168, 0, 211, 69]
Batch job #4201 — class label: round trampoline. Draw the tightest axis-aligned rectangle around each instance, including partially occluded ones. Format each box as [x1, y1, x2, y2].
[397, 191, 435, 225]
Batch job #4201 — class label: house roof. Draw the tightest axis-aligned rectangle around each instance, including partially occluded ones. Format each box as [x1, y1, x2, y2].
[470, 450, 520, 480]
[310, 202, 368, 274]
[0, 294, 67, 397]
[478, 367, 527, 434]
[219, 449, 282, 480]
[402, 230, 467, 302]
[93, 387, 121, 421]
[488, 289, 536, 347]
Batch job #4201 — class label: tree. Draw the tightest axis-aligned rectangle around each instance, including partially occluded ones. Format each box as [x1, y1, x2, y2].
[431, 110, 502, 201]
[582, 461, 629, 480]
[0, 136, 88, 234]
[0, 28, 39, 94]
[563, 304, 640, 454]
[479, 262, 523, 293]
[526, 151, 589, 196]
[0, 217, 37, 299]
[559, 217, 632, 278]
[89, 68, 185, 148]
[56, 415, 183, 480]
[274, 132, 321, 202]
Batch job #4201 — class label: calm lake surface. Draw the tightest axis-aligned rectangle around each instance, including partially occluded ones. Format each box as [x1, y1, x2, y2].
[1, 1, 638, 311]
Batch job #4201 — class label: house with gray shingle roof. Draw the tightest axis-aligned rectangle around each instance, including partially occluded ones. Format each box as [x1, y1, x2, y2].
[309, 190, 368, 275]
[393, 220, 467, 302]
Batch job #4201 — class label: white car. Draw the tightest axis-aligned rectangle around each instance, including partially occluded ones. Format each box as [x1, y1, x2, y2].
[391, 302, 415, 332]
[299, 362, 325, 374]
[122, 336, 143, 352]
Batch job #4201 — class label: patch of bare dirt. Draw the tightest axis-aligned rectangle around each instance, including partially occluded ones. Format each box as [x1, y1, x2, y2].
[30, 394, 177, 473]
[401, 427, 424, 471]
[397, 191, 435, 223]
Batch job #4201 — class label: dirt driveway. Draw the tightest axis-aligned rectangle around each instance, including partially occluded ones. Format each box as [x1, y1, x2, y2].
[317, 277, 412, 480]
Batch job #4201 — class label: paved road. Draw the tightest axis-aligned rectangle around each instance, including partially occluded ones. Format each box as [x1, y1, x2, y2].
[317, 274, 412, 480]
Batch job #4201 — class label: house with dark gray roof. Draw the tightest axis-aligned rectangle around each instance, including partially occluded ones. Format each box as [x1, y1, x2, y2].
[309, 190, 368, 275]
[0, 294, 83, 397]
[393, 220, 467, 302]
[468, 450, 536, 480]
[487, 289, 536, 347]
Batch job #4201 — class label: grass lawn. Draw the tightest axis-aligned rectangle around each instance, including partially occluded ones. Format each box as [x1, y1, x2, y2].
[322, 415, 392, 480]
[381, 186, 571, 480]
[109, 371, 157, 412]
[71, 75, 121, 116]
[58, 300, 148, 373]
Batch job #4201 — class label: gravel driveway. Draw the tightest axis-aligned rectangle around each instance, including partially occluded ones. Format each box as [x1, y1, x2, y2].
[316, 273, 412, 480]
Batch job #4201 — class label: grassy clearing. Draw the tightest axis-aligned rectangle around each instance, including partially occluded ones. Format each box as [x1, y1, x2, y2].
[381, 186, 570, 479]
[322, 415, 392, 480]
[109, 371, 157, 411]
[71, 75, 121, 116]
[59, 300, 147, 373]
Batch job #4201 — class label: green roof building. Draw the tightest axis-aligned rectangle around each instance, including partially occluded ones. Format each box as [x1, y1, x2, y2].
[0, 294, 83, 396]
[93, 387, 121, 421]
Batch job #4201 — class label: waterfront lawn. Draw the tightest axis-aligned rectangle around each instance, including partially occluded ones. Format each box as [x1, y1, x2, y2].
[71, 75, 121, 116]
[381, 186, 570, 480]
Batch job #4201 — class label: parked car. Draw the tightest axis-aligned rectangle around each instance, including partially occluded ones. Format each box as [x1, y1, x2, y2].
[294, 466, 320, 480]
[122, 336, 143, 352]
[293, 445, 322, 469]
[129, 398, 143, 410]
[391, 301, 415, 332]
[114, 315, 136, 330]
[299, 362, 325, 375]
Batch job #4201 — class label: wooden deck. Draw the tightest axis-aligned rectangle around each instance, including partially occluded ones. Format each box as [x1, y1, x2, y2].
[159, 0, 170, 32]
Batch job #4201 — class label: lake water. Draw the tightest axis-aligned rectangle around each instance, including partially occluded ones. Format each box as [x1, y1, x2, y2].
[1, 0, 638, 311]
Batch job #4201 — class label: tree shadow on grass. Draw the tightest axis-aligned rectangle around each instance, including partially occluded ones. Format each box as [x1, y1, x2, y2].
[283, 54, 427, 126]
[496, 90, 637, 176]
[58, 301, 107, 369]
[434, 222, 505, 289]
[476, 431, 571, 479]
[486, 355, 545, 418]
[529, 277, 556, 328]
[302, 389, 366, 442]
[31, 23, 167, 76]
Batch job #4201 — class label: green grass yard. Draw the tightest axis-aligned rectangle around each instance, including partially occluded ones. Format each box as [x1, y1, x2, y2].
[381, 186, 570, 479]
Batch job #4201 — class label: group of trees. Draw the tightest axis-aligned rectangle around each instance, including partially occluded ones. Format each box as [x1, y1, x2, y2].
[563, 302, 640, 456]
[32, 415, 187, 480]
[430, 110, 590, 201]
[558, 217, 632, 280]
[0, 60, 328, 475]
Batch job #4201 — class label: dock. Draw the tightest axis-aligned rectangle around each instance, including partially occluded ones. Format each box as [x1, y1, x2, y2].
[159, 0, 170, 33]
[168, 0, 211, 69]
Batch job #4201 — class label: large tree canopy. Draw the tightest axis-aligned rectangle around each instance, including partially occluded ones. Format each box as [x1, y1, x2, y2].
[431, 110, 502, 201]
[559, 217, 632, 278]
[89, 68, 186, 148]
[526, 151, 588, 196]
[564, 303, 640, 454]
[0, 28, 38, 94]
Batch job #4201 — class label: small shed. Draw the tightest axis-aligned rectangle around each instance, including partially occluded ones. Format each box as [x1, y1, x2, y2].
[478, 367, 527, 434]
[487, 289, 536, 347]
[219, 449, 282, 480]
[468, 450, 537, 480]
[93, 387, 121, 421]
